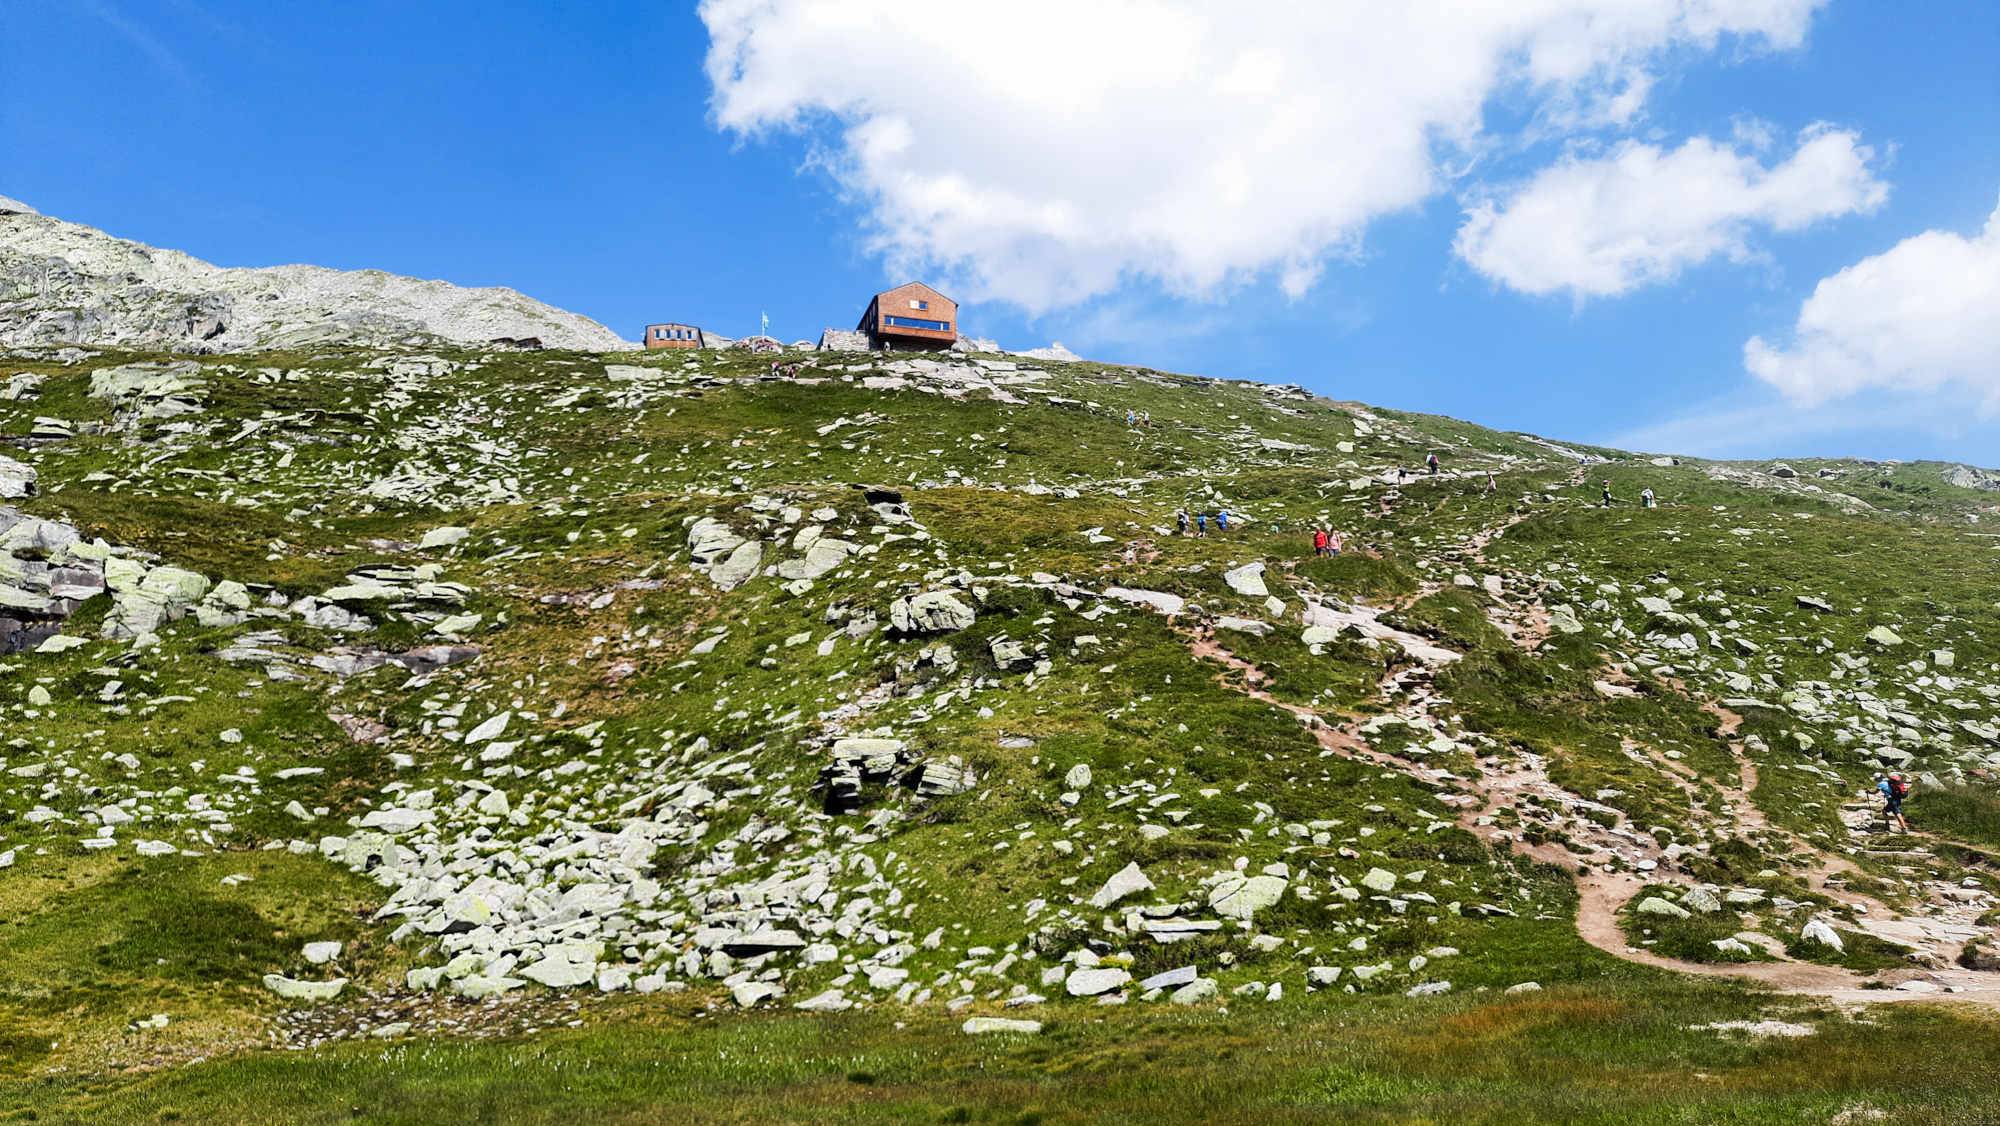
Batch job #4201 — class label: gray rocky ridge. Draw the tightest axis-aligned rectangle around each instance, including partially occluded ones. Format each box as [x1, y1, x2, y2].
[0, 202, 630, 353]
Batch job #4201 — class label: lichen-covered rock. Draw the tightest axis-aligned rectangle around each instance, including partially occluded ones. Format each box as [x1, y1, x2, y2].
[891, 591, 975, 633]
[1169, 978, 1218, 1005]
[262, 974, 347, 1002]
[709, 541, 764, 591]
[1088, 862, 1153, 909]
[1210, 874, 1287, 919]
[1635, 897, 1691, 919]
[1065, 967, 1132, 996]
[963, 1016, 1042, 1034]
[0, 455, 35, 499]
[1222, 562, 1269, 596]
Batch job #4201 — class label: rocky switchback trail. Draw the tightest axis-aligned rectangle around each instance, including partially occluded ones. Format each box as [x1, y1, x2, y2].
[1186, 494, 2000, 1007]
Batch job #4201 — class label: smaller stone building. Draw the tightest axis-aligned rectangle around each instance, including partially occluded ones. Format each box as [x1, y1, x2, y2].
[643, 323, 701, 350]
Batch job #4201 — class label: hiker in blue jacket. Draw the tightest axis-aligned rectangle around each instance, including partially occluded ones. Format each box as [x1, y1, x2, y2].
[1876, 772, 1911, 833]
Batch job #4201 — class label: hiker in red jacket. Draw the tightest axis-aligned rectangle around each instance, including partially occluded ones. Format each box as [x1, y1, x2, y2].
[1312, 528, 1328, 557]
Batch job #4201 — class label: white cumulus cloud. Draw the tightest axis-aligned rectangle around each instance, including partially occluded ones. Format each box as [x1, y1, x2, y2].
[1454, 126, 1887, 297]
[699, 0, 1823, 310]
[1745, 196, 2000, 408]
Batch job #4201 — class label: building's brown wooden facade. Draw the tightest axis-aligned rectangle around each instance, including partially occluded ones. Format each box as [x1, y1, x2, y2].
[857, 283, 956, 351]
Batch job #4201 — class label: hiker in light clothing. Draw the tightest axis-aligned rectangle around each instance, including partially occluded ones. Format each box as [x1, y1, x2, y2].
[1640, 487, 1656, 508]
[1327, 529, 1343, 556]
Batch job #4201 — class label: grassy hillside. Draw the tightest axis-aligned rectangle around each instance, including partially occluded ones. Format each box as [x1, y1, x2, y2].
[2, 344, 1997, 1123]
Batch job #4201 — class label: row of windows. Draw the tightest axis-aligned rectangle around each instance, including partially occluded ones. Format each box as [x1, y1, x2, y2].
[650, 326, 696, 340]
[883, 316, 951, 332]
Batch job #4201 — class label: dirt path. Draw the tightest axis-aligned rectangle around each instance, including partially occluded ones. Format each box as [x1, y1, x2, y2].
[1188, 634, 1374, 760]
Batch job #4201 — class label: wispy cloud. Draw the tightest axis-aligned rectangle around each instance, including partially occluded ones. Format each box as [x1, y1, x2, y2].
[78, 0, 195, 87]
[1606, 384, 2000, 463]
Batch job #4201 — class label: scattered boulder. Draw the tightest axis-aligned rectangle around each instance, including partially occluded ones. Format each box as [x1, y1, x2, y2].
[963, 1017, 1042, 1034]
[687, 519, 745, 565]
[1104, 587, 1185, 614]
[1215, 616, 1273, 638]
[989, 637, 1032, 669]
[1065, 967, 1131, 996]
[0, 455, 35, 499]
[1169, 978, 1219, 1005]
[262, 975, 347, 1002]
[89, 361, 206, 419]
[1209, 873, 1287, 919]
[1680, 887, 1723, 914]
[709, 541, 764, 591]
[1799, 917, 1844, 952]
[1140, 966, 1199, 990]
[1359, 868, 1398, 893]
[793, 989, 854, 1013]
[520, 941, 603, 988]
[1088, 862, 1154, 909]
[1222, 562, 1269, 597]
[891, 591, 976, 633]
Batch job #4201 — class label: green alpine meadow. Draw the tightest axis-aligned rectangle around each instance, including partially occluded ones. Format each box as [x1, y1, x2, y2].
[3, 334, 1998, 1124]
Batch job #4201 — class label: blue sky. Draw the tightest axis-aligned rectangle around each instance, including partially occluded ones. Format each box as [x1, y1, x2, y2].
[3, 1, 1995, 462]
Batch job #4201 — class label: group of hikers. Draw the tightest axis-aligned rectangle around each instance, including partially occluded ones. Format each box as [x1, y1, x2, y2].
[1174, 508, 1230, 536]
[1175, 505, 1349, 558]
[1598, 480, 1659, 508]
[1125, 409, 1155, 427]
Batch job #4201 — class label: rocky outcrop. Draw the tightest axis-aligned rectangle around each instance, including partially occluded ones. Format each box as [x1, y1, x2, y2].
[0, 206, 630, 353]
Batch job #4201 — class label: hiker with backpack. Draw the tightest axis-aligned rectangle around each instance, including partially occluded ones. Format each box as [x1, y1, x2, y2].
[1877, 772, 1912, 833]
[1176, 509, 1189, 536]
[1426, 453, 1440, 475]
